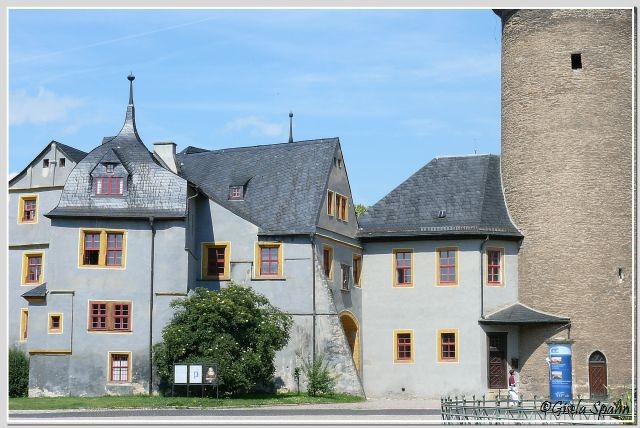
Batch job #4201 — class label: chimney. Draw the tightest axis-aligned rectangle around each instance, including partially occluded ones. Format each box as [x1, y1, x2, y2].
[153, 142, 178, 174]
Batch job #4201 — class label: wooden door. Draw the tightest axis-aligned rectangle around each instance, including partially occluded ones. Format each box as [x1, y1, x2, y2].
[589, 352, 608, 398]
[488, 333, 507, 389]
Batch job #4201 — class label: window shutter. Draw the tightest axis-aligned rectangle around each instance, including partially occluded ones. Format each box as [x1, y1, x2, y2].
[96, 179, 102, 194]
[119, 178, 124, 194]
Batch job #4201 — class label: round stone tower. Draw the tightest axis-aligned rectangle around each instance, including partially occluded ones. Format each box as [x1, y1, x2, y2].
[497, 9, 633, 397]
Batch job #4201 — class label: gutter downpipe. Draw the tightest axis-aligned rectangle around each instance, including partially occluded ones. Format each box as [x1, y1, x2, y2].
[149, 216, 156, 395]
[311, 234, 316, 362]
[480, 235, 490, 319]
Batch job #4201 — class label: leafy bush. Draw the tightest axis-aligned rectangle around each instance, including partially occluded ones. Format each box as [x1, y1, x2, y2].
[9, 348, 29, 398]
[302, 353, 336, 396]
[154, 284, 292, 395]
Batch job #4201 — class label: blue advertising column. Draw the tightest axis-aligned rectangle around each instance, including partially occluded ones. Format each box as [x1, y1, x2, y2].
[548, 341, 573, 401]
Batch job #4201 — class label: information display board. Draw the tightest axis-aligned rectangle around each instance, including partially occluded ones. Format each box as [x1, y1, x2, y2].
[548, 343, 572, 401]
[172, 362, 219, 398]
[174, 365, 188, 384]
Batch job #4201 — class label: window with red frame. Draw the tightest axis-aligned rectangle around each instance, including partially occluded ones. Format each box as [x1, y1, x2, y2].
[395, 251, 412, 286]
[90, 303, 107, 330]
[396, 332, 412, 361]
[110, 353, 130, 383]
[438, 249, 457, 284]
[207, 247, 226, 277]
[440, 332, 456, 360]
[487, 250, 502, 285]
[25, 254, 42, 283]
[260, 246, 279, 276]
[83, 232, 101, 265]
[96, 177, 124, 195]
[113, 303, 130, 330]
[22, 198, 37, 222]
[106, 233, 123, 266]
[89, 301, 131, 332]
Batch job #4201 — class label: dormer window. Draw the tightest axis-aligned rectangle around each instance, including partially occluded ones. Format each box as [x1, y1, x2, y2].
[228, 185, 244, 200]
[96, 177, 124, 195]
[106, 164, 115, 174]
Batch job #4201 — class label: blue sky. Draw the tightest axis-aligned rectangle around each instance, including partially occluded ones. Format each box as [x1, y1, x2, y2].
[8, 9, 503, 206]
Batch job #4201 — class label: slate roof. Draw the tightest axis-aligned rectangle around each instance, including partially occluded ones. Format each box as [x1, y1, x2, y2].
[177, 138, 339, 234]
[56, 142, 88, 163]
[480, 303, 570, 325]
[179, 146, 209, 155]
[21, 283, 47, 299]
[47, 77, 187, 219]
[358, 155, 521, 238]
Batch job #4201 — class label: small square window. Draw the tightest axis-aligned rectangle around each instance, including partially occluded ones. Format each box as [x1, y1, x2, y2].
[106, 164, 115, 174]
[49, 314, 62, 334]
[59, 158, 66, 167]
[571, 53, 582, 70]
[228, 186, 244, 200]
[43, 159, 50, 168]
[256, 242, 283, 278]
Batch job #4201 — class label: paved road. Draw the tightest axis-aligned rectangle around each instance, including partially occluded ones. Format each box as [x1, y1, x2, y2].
[10, 399, 443, 423]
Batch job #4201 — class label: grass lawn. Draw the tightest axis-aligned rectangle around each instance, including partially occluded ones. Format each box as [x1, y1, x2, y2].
[9, 392, 364, 410]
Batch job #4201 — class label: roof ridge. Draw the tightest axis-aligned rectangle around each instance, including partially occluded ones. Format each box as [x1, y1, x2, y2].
[182, 138, 339, 156]
[435, 153, 497, 159]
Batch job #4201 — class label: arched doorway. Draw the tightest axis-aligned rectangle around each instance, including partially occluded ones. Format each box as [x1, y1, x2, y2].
[588, 351, 608, 399]
[339, 311, 361, 375]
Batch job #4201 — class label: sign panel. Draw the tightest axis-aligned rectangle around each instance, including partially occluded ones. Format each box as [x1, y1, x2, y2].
[189, 364, 202, 384]
[203, 364, 218, 385]
[549, 343, 572, 401]
[174, 364, 188, 384]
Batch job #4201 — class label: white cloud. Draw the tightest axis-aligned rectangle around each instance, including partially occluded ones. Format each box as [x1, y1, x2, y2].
[223, 116, 284, 138]
[10, 88, 84, 125]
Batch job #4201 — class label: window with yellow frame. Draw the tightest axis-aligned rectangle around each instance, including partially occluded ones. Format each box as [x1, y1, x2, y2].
[393, 329, 414, 363]
[22, 252, 44, 285]
[17, 194, 38, 224]
[48, 313, 63, 334]
[201, 242, 230, 280]
[392, 249, 413, 287]
[255, 242, 283, 278]
[437, 329, 459, 362]
[436, 247, 458, 286]
[352, 254, 362, 287]
[322, 245, 333, 279]
[20, 309, 28, 341]
[78, 229, 127, 268]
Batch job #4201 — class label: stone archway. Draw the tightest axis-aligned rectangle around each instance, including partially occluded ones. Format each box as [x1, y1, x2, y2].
[339, 311, 361, 375]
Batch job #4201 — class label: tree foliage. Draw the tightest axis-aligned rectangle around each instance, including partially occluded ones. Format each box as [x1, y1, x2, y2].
[9, 347, 29, 398]
[354, 204, 368, 218]
[154, 284, 293, 395]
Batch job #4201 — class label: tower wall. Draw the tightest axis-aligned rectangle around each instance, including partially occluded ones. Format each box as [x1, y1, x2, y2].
[499, 9, 634, 397]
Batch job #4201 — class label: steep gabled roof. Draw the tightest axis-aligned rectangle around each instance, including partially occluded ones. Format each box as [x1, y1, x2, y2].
[47, 76, 187, 219]
[177, 138, 339, 234]
[9, 140, 87, 186]
[358, 154, 521, 239]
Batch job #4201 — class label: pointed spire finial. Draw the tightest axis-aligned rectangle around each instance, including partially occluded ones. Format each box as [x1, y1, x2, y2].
[288, 111, 294, 143]
[127, 73, 135, 105]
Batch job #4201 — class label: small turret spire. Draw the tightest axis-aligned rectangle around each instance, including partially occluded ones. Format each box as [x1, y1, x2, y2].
[288, 111, 294, 143]
[128, 72, 135, 105]
[113, 73, 141, 142]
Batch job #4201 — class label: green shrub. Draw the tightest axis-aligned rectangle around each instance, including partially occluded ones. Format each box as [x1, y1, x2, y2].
[9, 348, 29, 398]
[154, 284, 292, 395]
[302, 353, 336, 396]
